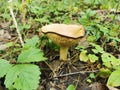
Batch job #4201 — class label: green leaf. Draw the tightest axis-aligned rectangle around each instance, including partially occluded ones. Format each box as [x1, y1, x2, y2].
[90, 43, 104, 53]
[86, 79, 92, 83]
[107, 70, 120, 87]
[84, 0, 94, 4]
[88, 54, 98, 62]
[5, 64, 40, 90]
[109, 37, 120, 42]
[5, 42, 14, 47]
[89, 73, 95, 79]
[79, 51, 89, 62]
[101, 53, 120, 68]
[87, 35, 96, 42]
[79, 16, 89, 25]
[17, 48, 47, 63]
[86, 9, 96, 17]
[67, 84, 75, 90]
[25, 36, 39, 48]
[24, 24, 31, 30]
[113, 65, 120, 70]
[101, 53, 112, 68]
[99, 26, 109, 35]
[0, 59, 12, 77]
[98, 68, 111, 78]
[111, 58, 120, 67]
[109, 30, 119, 37]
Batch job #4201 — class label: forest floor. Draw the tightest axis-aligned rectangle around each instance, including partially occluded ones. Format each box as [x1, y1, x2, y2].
[0, 24, 119, 90]
[0, 1, 120, 90]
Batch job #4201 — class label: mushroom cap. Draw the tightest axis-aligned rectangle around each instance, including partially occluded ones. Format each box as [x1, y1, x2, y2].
[40, 24, 85, 61]
[41, 24, 85, 39]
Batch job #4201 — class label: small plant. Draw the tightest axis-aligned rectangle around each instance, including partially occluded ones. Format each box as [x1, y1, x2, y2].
[0, 36, 47, 90]
[67, 84, 75, 90]
[86, 73, 96, 83]
[77, 43, 120, 87]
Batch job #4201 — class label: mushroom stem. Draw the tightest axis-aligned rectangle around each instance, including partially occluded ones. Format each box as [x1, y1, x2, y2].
[60, 46, 69, 61]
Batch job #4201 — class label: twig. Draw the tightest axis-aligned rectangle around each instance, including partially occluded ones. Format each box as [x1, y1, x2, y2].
[8, 0, 24, 47]
[50, 70, 99, 79]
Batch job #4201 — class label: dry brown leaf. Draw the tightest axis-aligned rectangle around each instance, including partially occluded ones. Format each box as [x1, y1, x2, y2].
[0, 44, 8, 50]
[89, 82, 109, 90]
[0, 21, 11, 29]
[0, 30, 11, 41]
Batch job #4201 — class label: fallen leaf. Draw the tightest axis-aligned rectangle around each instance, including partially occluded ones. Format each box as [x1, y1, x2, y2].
[0, 44, 7, 50]
[0, 21, 11, 29]
[0, 42, 13, 50]
[0, 30, 11, 41]
[89, 82, 109, 90]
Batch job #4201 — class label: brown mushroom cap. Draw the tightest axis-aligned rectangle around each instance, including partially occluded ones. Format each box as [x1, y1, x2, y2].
[41, 24, 85, 39]
[41, 24, 85, 61]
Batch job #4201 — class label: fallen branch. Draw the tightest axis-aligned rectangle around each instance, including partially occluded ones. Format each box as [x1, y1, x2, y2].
[50, 70, 99, 79]
[8, 0, 24, 47]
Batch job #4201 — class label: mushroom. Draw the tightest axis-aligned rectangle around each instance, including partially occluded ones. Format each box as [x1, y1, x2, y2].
[40, 24, 85, 61]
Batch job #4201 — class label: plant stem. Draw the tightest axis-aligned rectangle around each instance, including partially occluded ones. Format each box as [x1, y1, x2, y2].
[69, 0, 73, 23]
[8, 0, 24, 47]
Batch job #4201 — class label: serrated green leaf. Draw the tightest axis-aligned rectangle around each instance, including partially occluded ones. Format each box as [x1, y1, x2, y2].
[67, 84, 75, 90]
[107, 70, 120, 87]
[5, 64, 40, 90]
[88, 54, 98, 62]
[17, 48, 47, 63]
[0, 59, 12, 77]
[25, 35, 39, 48]
[4, 65, 20, 88]
[79, 51, 89, 62]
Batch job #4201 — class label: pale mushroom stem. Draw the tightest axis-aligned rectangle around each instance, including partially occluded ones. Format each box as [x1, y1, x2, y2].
[60, 46, 69, 61]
